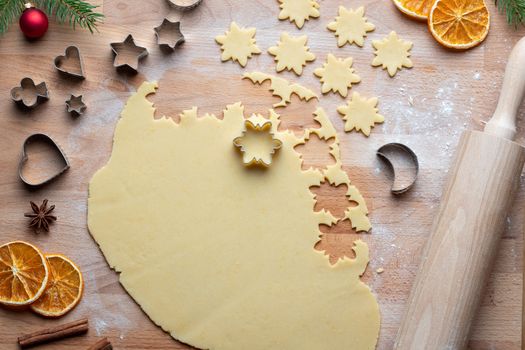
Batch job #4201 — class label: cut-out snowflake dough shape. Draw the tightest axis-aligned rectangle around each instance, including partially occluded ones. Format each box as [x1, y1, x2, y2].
[372, 31, 413, 77]
[337, 92, 384, 136]
[327, 6, 375, 47]
[233, 117, 282, 167]
[277, 0, 320, 29]
[268, 32, 316, 76]
[243, 71, 317, 108]
[314, 54, 360, 97]
[215, 22, 262, 67]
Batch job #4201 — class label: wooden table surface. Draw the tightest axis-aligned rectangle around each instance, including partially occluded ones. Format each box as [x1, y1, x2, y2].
[0, 0, 524, 349]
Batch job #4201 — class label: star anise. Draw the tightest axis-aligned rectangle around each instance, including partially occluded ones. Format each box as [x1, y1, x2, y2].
[24, 199, 57, 233]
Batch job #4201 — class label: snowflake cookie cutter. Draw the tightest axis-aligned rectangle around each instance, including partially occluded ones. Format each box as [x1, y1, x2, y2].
[376, 143, 419, 195]
[18, 133, 70, 188]
[11, 78, 49, 109]
[65, 94, 87, 116]
[54, 46, 85, 79]
[233, 119, 282, 167]
[154, 19, 185, 51]
[166, 0, 203, 10]
[110, 35, 148, 73]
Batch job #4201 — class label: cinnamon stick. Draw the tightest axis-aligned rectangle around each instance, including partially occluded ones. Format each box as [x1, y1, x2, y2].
[87, 337, 112, 350]
[18, 318, 89, 348]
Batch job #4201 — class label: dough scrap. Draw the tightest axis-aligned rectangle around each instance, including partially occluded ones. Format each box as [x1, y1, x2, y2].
[327, 6, 375, 47]
[243, 71, 317, 107]
[268, 32, 316, 76]
[337, 92, 384, 137]
[372, 31, 413, 77]
[233, 117, 282, 167]
[314, 54, 361, 97]
[215, 22, 261, 67]
[277, 0, 320, 29]
[88, 82, 379, 350]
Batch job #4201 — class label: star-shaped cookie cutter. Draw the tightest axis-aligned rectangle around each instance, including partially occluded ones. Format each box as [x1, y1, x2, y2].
[110, 35, 148, 73]
[10, 78, 49, 109]
[233, 119, 282, 167]
[65, 94, 87, 116]
[154, 19, 185, 51]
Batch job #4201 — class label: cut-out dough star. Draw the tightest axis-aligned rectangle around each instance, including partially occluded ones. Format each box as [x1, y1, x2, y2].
[268, 32, 316, 76]
[314, 54, 360, 97]
[372, 31, 413, 77]
[215, 22, 262, 67]
[337, 92, 384, 136]
[277, 0, 320, 29]
[327, 6, 375, 47]
[233, 118, 282, 167]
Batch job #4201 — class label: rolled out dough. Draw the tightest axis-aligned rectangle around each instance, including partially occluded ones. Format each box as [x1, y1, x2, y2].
[88, 82, 380, 349]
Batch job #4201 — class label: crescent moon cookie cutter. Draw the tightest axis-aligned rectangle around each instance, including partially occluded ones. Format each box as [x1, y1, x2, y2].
[18, 134, 70, 188]
[54, 46, 86, 79]
[11, 78, 49, 109]
[377, 143, 419, 195]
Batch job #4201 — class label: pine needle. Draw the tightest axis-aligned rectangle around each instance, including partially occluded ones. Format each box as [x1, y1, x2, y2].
[0, 0, 25, 34]
[496, 0, 525, 27]
[0, 0, 103, 34]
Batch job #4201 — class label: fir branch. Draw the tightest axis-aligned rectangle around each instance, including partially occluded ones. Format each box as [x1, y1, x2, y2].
[0, 0, 25, 34]
[496, 0, 525, 27]
[34, 0, 104, 33]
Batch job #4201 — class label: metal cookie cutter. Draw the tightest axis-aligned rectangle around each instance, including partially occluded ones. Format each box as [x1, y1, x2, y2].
[154, 19, 185, 51]
[54, 46, 85, 79]
[19, 134, 70, 188]
[11, 78, 49, 108]
[167, 0, 203, 10]
[65, 95, 87, 116]
[377, 143, 419, 195]
[110, 35, 148, 73]
[233, 118, 282, 167]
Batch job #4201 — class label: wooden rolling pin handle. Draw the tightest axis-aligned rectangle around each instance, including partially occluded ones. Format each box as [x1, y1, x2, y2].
[395, 37, 525, 350]
[485, 36, 525, 140]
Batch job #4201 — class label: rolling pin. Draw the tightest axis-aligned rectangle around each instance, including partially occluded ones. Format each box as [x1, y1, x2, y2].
[394, 37, 525, 349]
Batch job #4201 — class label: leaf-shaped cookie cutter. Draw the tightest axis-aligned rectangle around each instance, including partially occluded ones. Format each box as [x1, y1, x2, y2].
[19, 134, 70, 188]
[233, 119, 282, 167]
[10, 78, 49, 108]
[377, 143, 419, 195]
[54, 46, 85, 79]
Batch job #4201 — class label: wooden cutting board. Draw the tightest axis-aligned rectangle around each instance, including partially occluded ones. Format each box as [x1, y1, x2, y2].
[0, 0, 523, 348]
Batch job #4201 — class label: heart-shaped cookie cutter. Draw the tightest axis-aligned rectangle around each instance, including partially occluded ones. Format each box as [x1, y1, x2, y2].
[10, 78, 49, 109]
[377, 143, 419, 195]
[19, 134, 70, 188]
[54, 46, 85, 79]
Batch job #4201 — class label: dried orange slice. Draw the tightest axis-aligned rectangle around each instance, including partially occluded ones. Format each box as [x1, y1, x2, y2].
[393, 0, 435, 20]
[31, 254, 83, 317]
[428, 0, 490, 50]
[0, 241, 49, 306]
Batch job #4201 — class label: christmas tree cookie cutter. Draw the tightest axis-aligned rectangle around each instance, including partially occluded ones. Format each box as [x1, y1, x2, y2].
[377, 143, 419, 195]
[110, 35, 148, 73]
[154, 19, 185, 51]
[54, 46, 85, 79]
[233, 118, 282, 167]
[167, 0, 203, 10]
[10, 78, 49, 108]
[65, 94, 86, 116]
[18, 133, 70, 188]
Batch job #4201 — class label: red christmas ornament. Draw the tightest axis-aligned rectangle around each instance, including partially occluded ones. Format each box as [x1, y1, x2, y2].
[19, 3, 48, 39]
